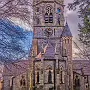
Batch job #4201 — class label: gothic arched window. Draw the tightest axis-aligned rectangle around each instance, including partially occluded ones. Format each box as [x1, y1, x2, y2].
[60, 66, 64, 84]
[75, 75, 80, 87]
[45, 5, 53, 23]
[45, 12, 49, 23]
[68, 39, 69, 44]
[48, 70, 52, 83]
[49, 12, 53, 23]
[20, 75, 26, 86]
[37, 71, 39, 83]
[62, 48, 67, 57]
[84, 76, 88, 83]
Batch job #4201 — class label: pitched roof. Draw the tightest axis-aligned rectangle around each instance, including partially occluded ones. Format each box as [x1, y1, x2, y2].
[36, 44, 48, 59]
[44, 41, 55, 59]
[61, 22, 72, 37]
[36, 40, 55, 60]
[72, 60, 90, 75]
[3, 60, 31, 76]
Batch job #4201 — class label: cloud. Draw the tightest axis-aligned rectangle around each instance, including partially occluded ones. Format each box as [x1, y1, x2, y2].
[9, 17, 33, 31]
[64, 0, 81, 38]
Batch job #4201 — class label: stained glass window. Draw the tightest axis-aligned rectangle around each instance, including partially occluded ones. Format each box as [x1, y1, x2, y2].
[45, 6, 53, 23]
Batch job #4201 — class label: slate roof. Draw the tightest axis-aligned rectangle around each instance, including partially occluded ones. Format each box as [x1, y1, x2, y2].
[44, 41, 55, 59]
[72, 60, 90, 75]
[61, 22, 72, 37]
[36, 41, 55, 60]
[3, 60, 31, 76]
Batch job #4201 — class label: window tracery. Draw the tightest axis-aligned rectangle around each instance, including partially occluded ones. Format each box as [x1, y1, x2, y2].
[45, 12, 49, 23]
[45, 5, 53, 23]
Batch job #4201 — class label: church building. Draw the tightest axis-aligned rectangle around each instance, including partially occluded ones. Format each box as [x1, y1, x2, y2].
[31, 0, 73, 90]
[2, 0, 90, 90]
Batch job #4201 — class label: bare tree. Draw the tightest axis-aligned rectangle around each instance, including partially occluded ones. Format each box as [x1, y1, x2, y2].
[73, 39, 90, 60]
[0, 19, 33, 62]
[0, 0, 33, 62]
[0, 0, 33, 25]
[68, 0, 90, 50]
[0, 2, 33, 88]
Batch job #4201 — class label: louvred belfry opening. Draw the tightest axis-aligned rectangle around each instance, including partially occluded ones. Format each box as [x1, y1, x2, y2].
[45, 12, 49, 23]
[49, 12, 53, 23]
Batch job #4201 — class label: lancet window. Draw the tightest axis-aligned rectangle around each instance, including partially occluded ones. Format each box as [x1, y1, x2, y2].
[48, 70, 52, 83]
[37, 71, 39, 83]
[20, 75, 26, 86]
[60, 66, 64, 84]
[75, 75, 80, 87]
[45, 5, 53, 23]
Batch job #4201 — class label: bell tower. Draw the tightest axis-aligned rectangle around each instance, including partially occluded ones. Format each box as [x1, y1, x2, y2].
[33, 0, 65, 55]
[61, 21, 73, 90]
[32, 0, 73, 90]
[33, 0, 64, 26]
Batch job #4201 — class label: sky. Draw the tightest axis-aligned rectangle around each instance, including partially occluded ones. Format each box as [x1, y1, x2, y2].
[10, 0, 81, 39]
[64, 0, 82, 59]
[8, 0, 81, 38]
[9, 0, 81, 59]
[64, 0, 81, 39]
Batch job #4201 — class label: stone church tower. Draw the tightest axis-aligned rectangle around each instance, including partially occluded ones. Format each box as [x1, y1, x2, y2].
[32, 0, 73, 90]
